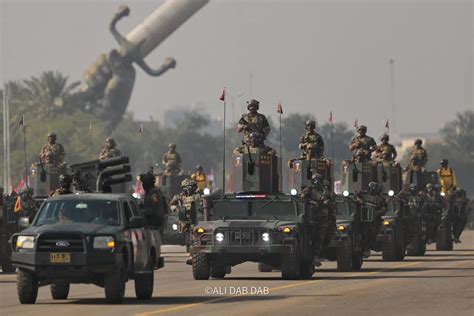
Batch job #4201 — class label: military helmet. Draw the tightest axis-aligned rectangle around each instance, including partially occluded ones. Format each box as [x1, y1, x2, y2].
[169, 143, 176, 149]
[181, 179, 190, 188]
[305, 120, 316, 128]
[433, 184, 441, 191]
[380, 133, 389, 141]
[311, 173, 323, 185]
[357, 125, 367, 132]
[414, 139, 422, 145]
[440, 159, 448, 166]
[58, 174, 72, 188]
[368, 181, 379, 194]
[408, 183, 419, 194]
[195, 164, 203, 171]
[247, 99, 260, 110]
[47, 132, 57, 138]
[425, 183, 433, 191]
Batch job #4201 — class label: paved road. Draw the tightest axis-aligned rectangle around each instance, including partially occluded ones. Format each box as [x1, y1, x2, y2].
[1, 231, 473, 316]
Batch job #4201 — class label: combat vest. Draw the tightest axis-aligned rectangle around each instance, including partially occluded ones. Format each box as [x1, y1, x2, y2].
[240, 113, 270, 140]
[376, 143, 395, 161]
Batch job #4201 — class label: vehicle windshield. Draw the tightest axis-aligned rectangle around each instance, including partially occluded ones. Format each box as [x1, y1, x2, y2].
[34, 199, 121, 226]
[210, 199, 298, 221]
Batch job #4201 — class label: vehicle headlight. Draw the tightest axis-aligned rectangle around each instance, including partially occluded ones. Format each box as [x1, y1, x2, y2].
[282, 227, 292, 234]
[343, 190, 350, 197]
[93, 236, 115, 249]
[16, 236, 35, 249]
[388, 190, 395, 197]
[290, 189, 298, 196]
[215, 232, 224, 243]
[440, 192, 446, 197]
[172, 224, 178, 231]
[203, 188, 211, 196]
[195, 227, 206, 234]
[132, 193, 141, 199]
[337, 225, 346, 232]
[383, 220, 391, 227]
[262, 232, 270, 242]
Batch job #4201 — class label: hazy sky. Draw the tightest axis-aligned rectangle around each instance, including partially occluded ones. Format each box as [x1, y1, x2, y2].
[1, 0, 472, 139]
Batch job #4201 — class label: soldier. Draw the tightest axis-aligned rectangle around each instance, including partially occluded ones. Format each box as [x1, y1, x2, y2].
[50, 174, 73, 196]
[233, 132, 276, 156]
[191, 165, 209, 193]
[39, 132, 66, 166]
[437, 159, 458, 194]
[349, 125, 377, 163]
[299, 120, 324, 159]
[408, 139, 428, 171]
[451, 187, 469, 243]
[99, 137, 122, 160]
[374, 133, 397, 163]
[358, 182, 386, 254]
[162, 143, 182, 175]
[301, 173, 335, 266]
[237, 99, 271, 145]
[139, 172, 168, 233]
[423, 183, 443, 243]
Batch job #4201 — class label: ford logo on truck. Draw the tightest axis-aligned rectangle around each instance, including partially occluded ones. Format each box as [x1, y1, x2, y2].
[56, 241, 70, 247]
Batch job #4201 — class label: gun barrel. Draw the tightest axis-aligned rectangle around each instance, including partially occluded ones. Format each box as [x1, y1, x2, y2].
[126, 0, 209, 58]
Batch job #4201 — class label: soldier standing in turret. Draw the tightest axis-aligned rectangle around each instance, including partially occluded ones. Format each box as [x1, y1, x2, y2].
[50, 174, 73, 196]
[39, 132, 66, 166]
[301, 174, 335, 267]
[374, 134, 397, 163]
[349, 125, 376, 163]
[237, 99, 271, 145]
[162, 143, 182, 175]
[408, 139, 428, 171]
[99, 137, 122, 160]
[437, 159, 458, 194]
[299, 120, 324, 159]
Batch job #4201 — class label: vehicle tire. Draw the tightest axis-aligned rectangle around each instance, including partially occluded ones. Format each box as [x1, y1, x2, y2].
[104, 268, 126, 304]
[382, 233, 397, 261]
[192, 253, 210, 280]
[17, 269, 38, 304]
[211, 264, 226, 279]
[352, 254, 363, 270]
[135, 255, 154, 300]
[436, 225, 453, 251]
[258, 263, 273, 273]
[2, 259, 16, 273]
[50, 281, 70, 300]
[337, 238, 353, 272]
[299, 261, 315, 279]
[281, 245, 300, 280]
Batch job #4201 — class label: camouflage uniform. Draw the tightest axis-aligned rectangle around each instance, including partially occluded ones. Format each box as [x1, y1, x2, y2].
[409, 140, 428, 171]
[374, 134, 397, 163]
[233, 132, 276, 156]
[50, 174, 73, 197]
[299, 131, 325, 159]
[162, 144, 182, 175]
[422, 184, 443, 243]
[301, 174, 335, 265]
[170, 179, 202, 233]
[99, 137, 122, 160]
[357, 182, 386, 252]
[237, 99, 271, 145]
[39, 133, 66, 166]
[349, 126, 376, 163]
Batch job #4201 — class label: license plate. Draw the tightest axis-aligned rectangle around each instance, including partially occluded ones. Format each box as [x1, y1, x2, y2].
[50, 253, 71, 263]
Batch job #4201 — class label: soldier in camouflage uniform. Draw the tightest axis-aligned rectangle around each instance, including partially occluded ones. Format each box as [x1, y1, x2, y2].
[237, 99, 271, 145]
[99, 137, 122, 160]
[170, 179, 202, 250]
[408, 139, 428, 171]
[374, 133, 397, 163]
[301, 173, 335, 266]
[422, 183, 443, 243]
[349, 125, 377, 163]
[39, 132, 66, 166]
[299, 120, 324, 159]
[139, 172, 168, 234]
[50, 174, 73, 196]
[233, 132, 276, 156]
[162, 143, 183, 176]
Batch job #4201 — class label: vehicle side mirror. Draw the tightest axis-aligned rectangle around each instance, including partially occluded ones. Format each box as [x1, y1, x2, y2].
[128, 216, 146, 228]
[18, 217, 30, 229]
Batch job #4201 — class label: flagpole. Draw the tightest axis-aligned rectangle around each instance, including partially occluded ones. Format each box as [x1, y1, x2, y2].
[21, 116, 28, 188]
[89, 121, 93, 160]
[330, 113, 334, 161]
[2, 85, 7, 190]
[222, 98, 226, 193]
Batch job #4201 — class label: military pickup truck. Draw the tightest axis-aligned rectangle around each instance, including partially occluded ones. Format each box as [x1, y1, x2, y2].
[10, 193, 163, 304]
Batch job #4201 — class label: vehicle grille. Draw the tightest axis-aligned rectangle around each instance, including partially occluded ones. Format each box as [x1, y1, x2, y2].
[215, 228, 280, 245]
[37, 233, 85, 252]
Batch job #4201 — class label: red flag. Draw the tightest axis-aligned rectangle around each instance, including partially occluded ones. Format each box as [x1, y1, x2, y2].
[385, 119, 389, 129]
[276, 100, 283, 114]
[138, 123, 144, 133]
[13, 178, 26, 193]
[133, 179, 145, 197]
[354, 118, 359, 129]
[219, 88, 226, 101]
[329, 111, 333, 124]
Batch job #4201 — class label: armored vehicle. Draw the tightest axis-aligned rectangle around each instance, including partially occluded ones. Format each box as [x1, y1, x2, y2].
[10, 193, 163, 304]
